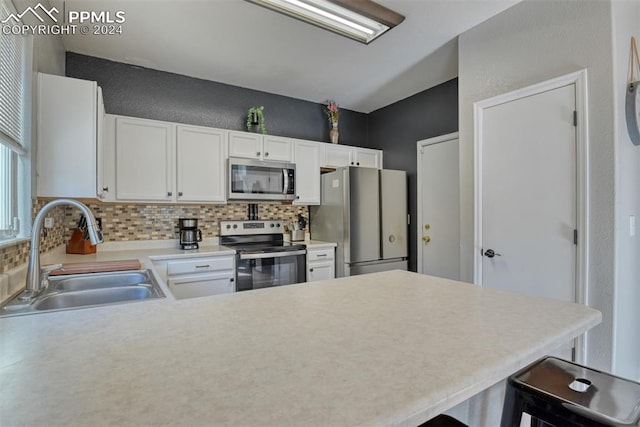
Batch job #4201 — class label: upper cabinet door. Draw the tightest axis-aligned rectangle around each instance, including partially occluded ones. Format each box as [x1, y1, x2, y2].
[37, 73, 98, 198]
[293, 140, 321, 205]
[354, 148, 382, 169]
[324, 145, 353, 167]
[228, 131, 261, 160]
[262, 135, 293, 162]
[115, 117, 175, 201]
[177, 125, 227, 203]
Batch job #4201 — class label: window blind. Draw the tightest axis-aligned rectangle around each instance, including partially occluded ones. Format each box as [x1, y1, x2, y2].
[0, 0, 26, 154]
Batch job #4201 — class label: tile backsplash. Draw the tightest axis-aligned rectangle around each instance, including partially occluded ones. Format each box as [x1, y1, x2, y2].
[62, 202, 308, 241]
[1, 201, 309, 273]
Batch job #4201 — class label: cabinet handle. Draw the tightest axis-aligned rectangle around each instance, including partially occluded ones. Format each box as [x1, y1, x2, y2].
[296, 196, 300, 200]
[316, 254, 327, 257]
[195, 265, 210, 269]
[230, 278, 234, 282]
[257, 152, 261, 157]
[167, 191, 172, 196]
[102, 187, 109, 192]
[309, 268, 314, 272]
[357, 162, 360, 166]
[178, 191, 183, 197]
[265, 152, 269, 157]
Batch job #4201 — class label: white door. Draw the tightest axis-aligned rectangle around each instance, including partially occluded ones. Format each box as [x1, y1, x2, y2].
[354, 148, 381, 168]
[115, 117, 175, 201]
[293, 140, 321, 205]
[479, 84, 577, 357]
[228, 131, 261, 160]
[417, 133, 460, 280]
[262, 135, 293, 162]
[177, 125, 227, 203]
[324, 145, 353, 167]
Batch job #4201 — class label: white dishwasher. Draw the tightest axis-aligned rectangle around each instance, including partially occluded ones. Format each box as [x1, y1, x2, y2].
[155, 255, 235, 299]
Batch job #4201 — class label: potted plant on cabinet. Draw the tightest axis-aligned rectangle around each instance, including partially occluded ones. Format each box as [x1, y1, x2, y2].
[246, 106, 267, 134]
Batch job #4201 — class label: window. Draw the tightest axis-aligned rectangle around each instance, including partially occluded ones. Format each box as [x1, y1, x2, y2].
[0, 0, 27, 241]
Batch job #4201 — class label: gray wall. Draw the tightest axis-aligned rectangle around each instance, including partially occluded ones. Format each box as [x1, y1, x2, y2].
[612, 0, 640, 381]
[367, 79, 458, 272]
[66, 53, 368, 146]
[459, 0, 615, 372]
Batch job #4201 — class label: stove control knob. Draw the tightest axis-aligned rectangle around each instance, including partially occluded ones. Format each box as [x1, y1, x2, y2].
[233, 224, 238, 229]
[226, 224, 231, 229]
[270, 223, 275, 228]
[276, 223, 281, 227]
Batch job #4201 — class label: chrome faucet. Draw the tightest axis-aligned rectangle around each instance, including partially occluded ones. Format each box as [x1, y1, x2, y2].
[22, 199, 103, 299]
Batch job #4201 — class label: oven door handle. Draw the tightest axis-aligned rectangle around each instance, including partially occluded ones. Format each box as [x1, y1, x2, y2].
[239, 250, 306, 260]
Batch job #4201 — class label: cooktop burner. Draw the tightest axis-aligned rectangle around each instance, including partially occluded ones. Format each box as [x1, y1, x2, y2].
[219, 220, 306, 254]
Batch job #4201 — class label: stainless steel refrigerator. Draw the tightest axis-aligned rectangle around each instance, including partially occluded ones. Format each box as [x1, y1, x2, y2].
[310, 167, 408, 277]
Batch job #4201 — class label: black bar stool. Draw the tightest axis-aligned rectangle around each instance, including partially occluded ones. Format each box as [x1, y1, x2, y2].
[418, 414, 467, 426]
[500, 356, 640, 427]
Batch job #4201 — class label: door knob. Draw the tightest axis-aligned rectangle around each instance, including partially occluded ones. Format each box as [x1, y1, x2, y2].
[483, 249, 501, 258]
[422, 236, 431, 243]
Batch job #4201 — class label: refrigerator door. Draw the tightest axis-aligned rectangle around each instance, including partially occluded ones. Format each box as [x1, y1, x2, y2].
[310, 169, 348, 277]
[349, 167, 380, 263]
[380, 169, 408, 259]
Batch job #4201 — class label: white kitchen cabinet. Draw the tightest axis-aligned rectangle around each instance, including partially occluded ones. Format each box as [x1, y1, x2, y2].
[177, 125, 227, 203]
[323, 144, 353, 168]
[323, 145, 382, 169]
[293, 140, 321, 205]
[115, 117, 175, 201]
[229, 131, 293, 162]
[153, 254, 235, 299]
[37, 73, 105, 198]
[306, 247, 335, 282]
[355, 148, 383, 168]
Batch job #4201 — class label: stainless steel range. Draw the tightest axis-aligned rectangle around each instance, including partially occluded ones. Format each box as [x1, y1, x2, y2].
[220, 220, 306, 292]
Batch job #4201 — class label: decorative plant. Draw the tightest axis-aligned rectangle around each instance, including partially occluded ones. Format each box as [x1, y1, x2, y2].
[246, 106, 267, 134]
[326, 100, 339, 126]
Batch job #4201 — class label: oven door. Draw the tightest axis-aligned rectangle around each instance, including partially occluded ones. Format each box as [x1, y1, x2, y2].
[236, 250, 306, 292]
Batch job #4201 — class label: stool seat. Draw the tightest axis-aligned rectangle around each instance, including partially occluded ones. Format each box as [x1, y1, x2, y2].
[418, 414, 467, 427]
[501, 356, 640, 427]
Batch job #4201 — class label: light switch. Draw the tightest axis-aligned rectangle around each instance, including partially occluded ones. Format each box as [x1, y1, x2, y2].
[44, 217, 54, 228]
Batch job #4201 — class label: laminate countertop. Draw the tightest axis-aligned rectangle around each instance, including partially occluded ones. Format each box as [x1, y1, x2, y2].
[0, 270, 601, 427]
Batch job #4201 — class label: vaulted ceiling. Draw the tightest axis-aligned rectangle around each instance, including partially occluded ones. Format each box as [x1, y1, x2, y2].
[58, 0, 520, 113]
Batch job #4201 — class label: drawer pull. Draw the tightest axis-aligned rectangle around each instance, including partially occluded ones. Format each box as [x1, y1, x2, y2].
[195, 265, 211, 269]
[316, 254, 328, 257]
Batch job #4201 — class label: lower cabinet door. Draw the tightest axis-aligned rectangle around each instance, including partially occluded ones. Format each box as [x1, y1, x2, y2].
[307, 261, 335, 282]
[168, 272, 234, 299]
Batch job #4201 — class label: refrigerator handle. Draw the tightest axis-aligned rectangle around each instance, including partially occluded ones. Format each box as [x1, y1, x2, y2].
[407, 214, 410, 225]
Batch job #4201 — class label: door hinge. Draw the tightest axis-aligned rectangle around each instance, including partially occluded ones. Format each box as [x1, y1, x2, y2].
[573, 110, 578, 127]
[573, 229, 578, 245]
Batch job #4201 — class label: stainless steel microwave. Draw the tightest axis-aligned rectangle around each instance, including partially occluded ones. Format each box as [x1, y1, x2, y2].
[228, 157, 296, 201]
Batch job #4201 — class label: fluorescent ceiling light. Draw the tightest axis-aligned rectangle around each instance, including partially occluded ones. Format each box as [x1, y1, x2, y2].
[246, 0, 405, 44]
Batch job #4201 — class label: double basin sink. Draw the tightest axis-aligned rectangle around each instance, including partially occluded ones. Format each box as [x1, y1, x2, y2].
[0, 270, 165, 317]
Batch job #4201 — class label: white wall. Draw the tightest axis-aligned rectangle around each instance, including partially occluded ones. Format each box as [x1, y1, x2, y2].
[458, 0, 616, 371]
[611, 0, 640, 381]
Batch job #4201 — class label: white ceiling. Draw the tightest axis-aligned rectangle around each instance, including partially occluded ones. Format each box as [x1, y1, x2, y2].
[58, 0, 520, 113]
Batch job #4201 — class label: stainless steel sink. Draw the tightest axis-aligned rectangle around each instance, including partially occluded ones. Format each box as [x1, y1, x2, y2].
[54, 271, 151, 291]
[34, 286, 154, 310]
[0, 270, 165, 317]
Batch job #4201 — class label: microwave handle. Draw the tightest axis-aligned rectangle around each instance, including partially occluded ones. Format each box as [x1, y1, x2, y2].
[283, 169, 289, 194]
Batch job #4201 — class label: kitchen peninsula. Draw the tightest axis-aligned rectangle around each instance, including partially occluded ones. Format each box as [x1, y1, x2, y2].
[0, 270, 600, 426]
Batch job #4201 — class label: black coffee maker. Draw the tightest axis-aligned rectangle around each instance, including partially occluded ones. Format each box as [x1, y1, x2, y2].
[178, 218, 202, 250]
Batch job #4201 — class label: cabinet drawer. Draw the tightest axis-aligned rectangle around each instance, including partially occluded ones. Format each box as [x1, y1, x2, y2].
[307, 248, 334, 262]
[168, 272, 234, 299]
[167, 257, 234, 275]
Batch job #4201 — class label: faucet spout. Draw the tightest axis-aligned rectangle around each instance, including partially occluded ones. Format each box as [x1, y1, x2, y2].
[25, 199, 103, 297]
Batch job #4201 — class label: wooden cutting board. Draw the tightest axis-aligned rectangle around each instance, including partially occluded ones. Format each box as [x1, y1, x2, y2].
[48, 259, 142, 276]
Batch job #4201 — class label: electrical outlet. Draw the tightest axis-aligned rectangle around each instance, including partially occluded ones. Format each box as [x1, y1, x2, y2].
[44, 217, 54, 228]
